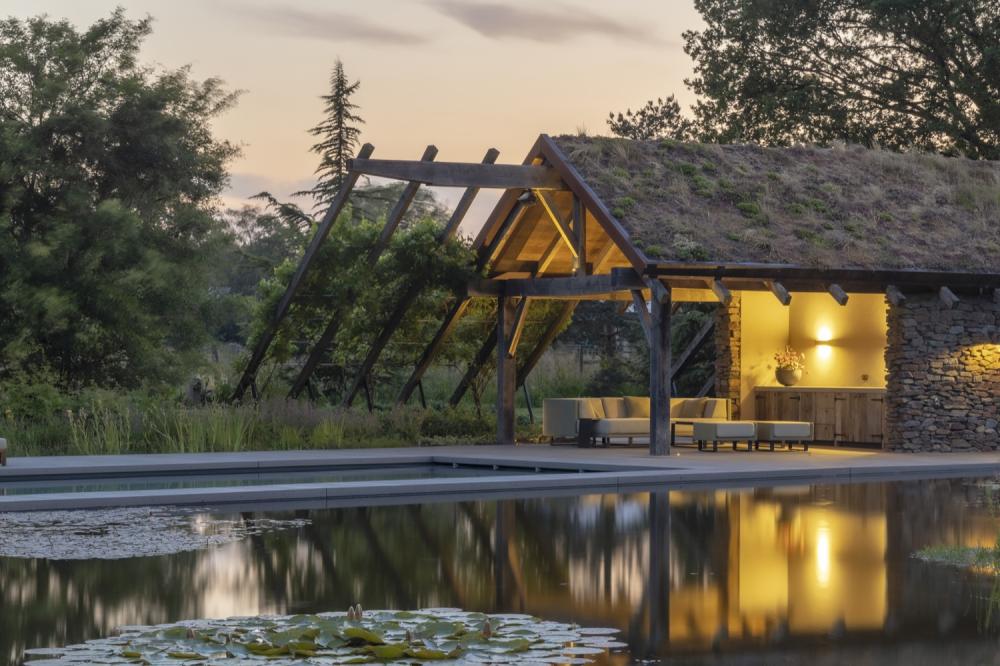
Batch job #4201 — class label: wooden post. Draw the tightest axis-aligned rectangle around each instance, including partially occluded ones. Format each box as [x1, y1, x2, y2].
[649, 282, 672, 456]
[497, 295, 517, 446]
[573, 195, 586, 275]
[232, 144, 374, 401]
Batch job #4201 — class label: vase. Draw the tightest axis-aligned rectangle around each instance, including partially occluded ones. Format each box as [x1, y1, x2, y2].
[776, 367, 802, 387]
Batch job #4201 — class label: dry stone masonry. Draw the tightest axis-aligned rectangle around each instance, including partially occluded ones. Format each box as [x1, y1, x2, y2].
[886, 294, 1000, 452]
[715, 292, 742, 419]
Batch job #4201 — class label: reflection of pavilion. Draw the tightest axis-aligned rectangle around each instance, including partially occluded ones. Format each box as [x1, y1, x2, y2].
[501, 484, 1000, 660]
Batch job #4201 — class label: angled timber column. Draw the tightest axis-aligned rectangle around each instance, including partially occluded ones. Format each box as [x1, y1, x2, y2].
[287, 145, 438, 402]
[232, 143, 374, 402]
[649, 281, 672, 456]
[496, 295, 518, 446]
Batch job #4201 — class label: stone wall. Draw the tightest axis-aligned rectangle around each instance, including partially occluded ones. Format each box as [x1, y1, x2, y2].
[715, 292, 742, 419]
[886, 294, 1000, 452]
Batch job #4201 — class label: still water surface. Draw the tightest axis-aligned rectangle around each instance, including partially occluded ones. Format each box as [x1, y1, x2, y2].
[3, 477, 1000, 664]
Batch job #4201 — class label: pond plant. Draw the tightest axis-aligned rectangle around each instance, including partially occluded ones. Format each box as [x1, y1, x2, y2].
[23, 608, 626, 664]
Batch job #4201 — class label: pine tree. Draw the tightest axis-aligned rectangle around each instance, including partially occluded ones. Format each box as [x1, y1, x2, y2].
[299, 59, 363, 210]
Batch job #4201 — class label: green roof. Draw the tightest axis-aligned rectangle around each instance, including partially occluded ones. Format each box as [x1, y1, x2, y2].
[553, 135, 1000, 272]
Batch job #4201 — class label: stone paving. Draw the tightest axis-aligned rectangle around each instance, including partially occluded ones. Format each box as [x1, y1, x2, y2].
[2, 443, 1000, 511]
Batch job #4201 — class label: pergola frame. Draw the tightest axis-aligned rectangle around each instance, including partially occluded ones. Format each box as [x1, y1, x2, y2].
[232, 133, 1000, 456]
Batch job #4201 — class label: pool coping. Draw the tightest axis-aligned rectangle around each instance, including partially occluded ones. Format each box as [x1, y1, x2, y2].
[3, 446, 1000, 511]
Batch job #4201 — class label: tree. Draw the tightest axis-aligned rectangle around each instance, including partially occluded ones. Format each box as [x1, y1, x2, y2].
[683, 0, 1000, 159]
[298, 59, 364, 210]
[607, 95, 695, 141]
[0, 10, 239, 387]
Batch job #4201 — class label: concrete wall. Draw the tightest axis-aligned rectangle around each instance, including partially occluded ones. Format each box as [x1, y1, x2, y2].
[886, 295, 1000, 452]
[724, 292, 888, 419]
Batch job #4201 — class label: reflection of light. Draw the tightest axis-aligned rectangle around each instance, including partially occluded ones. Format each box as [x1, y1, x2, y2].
[816, 326, 833, 342]
[816, 344, 833, 361]
[816, 525, 831, 588]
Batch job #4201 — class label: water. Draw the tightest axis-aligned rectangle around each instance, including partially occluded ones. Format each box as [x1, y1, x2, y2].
[3, 476, 1000, 664]
[0, 463, 565, 496]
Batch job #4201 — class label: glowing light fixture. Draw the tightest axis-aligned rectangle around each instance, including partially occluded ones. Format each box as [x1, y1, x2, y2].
[816, 325, 833, 343]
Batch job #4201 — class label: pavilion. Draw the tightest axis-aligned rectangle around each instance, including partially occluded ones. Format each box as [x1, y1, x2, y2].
[235, 134, 1000, 455]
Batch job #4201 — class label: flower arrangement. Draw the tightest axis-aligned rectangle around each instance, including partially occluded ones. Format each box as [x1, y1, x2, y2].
[774, 346, 805, 371]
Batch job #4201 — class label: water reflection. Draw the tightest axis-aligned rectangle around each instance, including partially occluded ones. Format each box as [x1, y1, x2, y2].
[3, 478, 1000, 664]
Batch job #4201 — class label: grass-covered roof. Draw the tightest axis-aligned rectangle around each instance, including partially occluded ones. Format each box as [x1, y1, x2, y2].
[552, 135, 1000, 272]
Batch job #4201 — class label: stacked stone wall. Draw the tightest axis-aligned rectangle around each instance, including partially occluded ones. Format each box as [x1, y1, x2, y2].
[886, 295, 1000, 451]
[714, 293, 742, 419]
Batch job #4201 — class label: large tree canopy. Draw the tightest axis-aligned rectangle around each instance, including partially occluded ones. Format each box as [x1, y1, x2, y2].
[683, 0, 1000, 158]
[0, 9, 238, 386]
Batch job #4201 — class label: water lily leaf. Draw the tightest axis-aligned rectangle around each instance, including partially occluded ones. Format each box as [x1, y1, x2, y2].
[342, 627, 385, 645]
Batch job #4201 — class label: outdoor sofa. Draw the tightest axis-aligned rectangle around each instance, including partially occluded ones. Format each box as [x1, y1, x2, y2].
[542, 396, 731, 447]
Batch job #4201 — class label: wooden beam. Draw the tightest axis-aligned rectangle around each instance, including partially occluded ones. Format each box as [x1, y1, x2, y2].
[369, 145, 438, 262]
[573, 195, 586, 275]
[398, 299, 471, 405]
[449, 329, 497, 407]
[495, 268, 644, 299]
[671, 316, 714, 381]
[767, 280, 792, 306]
[497, 296, 517, 445]
[337, 148, 497, 407]
[696, 372, 716, 398]
[348, 158, 564, 190]
[631, 290, 652, 346]
[506, 298, 531, 357]
[939, 286, 960, 309]
[649, 284, 672, 456]
[478, 196, 533, 268]
[591, 242, 618, 274]
[536, 191, 578, 257]
[886, 284, 906, 307]
[708, 279, 732, 306]
[292, 146, 436, 405]
[535, 236, 563, 275]
[827, 283, 849, 306]
[232, 143, 374, 401]
[517, 301, 577, 387]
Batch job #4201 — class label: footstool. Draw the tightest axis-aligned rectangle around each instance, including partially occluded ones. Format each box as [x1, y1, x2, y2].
[754, 421, 813, 451]
[0, 437, 6, 466]
[693, 421, 757, 452]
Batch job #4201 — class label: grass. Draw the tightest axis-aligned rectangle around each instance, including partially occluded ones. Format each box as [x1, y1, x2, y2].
[555, 134, 1000, 271]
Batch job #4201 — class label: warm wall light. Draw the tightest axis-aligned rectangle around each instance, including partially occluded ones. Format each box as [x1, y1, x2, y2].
[816, 344, 833, 361]
[816, 325, 833, 342]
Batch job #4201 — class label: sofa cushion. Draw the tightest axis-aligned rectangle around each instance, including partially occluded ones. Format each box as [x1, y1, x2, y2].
[703, 399, 728, 419]
[593, 418, 650, 436]
[601, 397, 626, 419]
[624, 396, 650, 418]
[678, 398, 707, 418]
[578, 398, 606, 420]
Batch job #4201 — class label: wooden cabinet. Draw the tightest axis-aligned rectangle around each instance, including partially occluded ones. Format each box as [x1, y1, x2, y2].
[754, 387, 885, 447]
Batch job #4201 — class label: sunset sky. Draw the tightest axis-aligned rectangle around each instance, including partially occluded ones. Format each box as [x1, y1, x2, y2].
[7, 1, 704, 222]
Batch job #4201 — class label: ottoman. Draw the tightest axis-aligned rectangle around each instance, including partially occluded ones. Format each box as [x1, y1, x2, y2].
[754, 421, 813, 451]
[693, 421, 757, 452]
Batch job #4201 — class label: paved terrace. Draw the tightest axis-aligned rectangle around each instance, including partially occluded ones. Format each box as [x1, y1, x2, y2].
[1, 444, 999, 511]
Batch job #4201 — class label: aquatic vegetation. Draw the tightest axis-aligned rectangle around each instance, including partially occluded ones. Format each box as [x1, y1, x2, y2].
[23, 608, 626, 664]
[0, 508, 308, 560]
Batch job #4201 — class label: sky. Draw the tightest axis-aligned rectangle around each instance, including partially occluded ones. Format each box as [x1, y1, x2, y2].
[6, 0, 704, 227]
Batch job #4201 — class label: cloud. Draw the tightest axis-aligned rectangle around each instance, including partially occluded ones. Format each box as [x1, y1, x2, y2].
[429, 1, 663, 44]
[235, 5, 427, 45]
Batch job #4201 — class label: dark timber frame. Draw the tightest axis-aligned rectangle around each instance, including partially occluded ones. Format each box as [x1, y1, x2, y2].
[232, 132, 1000, 455]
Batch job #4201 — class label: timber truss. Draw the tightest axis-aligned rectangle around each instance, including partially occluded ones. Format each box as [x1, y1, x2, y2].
[231, 135, 712, 425]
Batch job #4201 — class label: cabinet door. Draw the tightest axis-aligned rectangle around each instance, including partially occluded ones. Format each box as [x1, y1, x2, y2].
[779, 392, 802, 421]
[867, 396, 885, 446]
[813, 392, 836, 442]
[834, 393, 849, 444]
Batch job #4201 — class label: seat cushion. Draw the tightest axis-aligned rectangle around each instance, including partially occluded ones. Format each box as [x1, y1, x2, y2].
[624, 396, 650, 418]
[579, 398, 606, 420]
[593, 418, 650, 436]
[693, 420, 756, 441]
[601, 397, 627, 419]
[756, 421, 813, 441]
[678, 398, 708, 418]
[703, 399, 729, 419]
